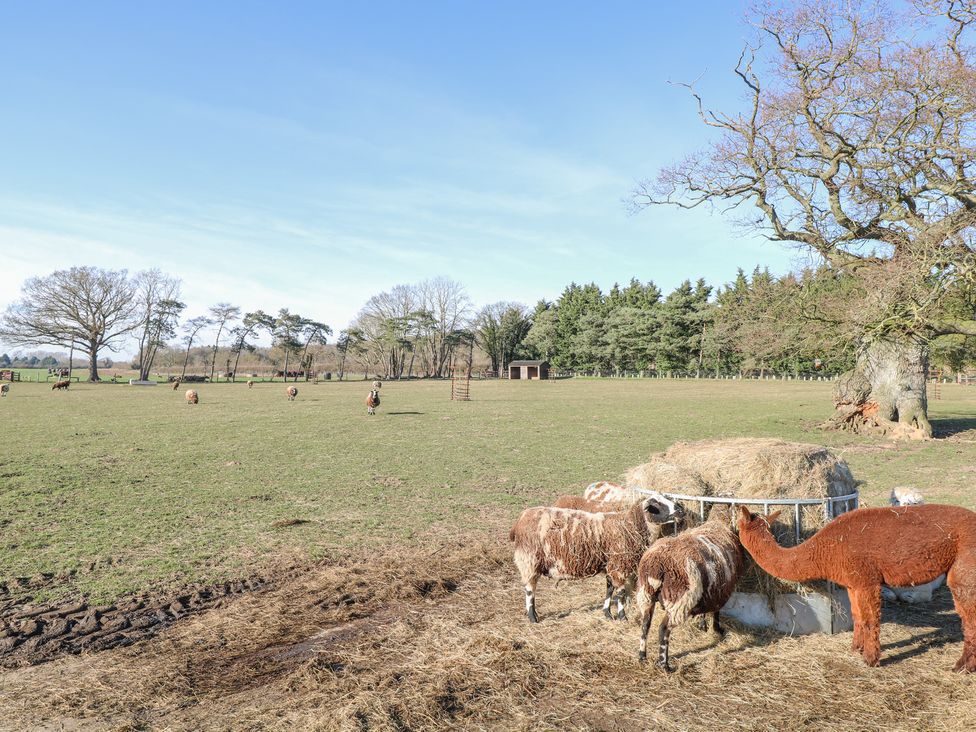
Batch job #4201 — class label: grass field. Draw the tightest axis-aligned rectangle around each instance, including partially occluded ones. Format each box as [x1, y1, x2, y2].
[2, 378, 975, 606]
[1, 378, 975, 731]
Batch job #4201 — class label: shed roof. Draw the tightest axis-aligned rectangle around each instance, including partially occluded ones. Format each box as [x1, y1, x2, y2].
[508, 360, 549, 367]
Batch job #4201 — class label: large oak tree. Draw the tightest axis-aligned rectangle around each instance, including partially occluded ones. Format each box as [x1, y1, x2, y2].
[0, 266, 139, 381]
[634, 0, 976, 437]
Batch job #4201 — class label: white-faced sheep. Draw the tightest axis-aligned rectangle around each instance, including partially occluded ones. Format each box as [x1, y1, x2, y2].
[635, 503, 744, 672]
[510, 493, 684, 623]
[366, 389, 380, 415]
[247, 380, 254, 389]
[185, 389, 199, 405]
[881, 487, 946, 603]
[583, 481, 633, 505]
[0, 383, 8, 398]
[286, 385, 298, 401]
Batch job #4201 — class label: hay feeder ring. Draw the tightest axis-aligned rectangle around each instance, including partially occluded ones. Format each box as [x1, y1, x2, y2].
[638, 487, 861, 636]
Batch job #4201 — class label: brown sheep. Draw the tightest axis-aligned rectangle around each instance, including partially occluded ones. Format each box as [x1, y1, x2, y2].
[510, 493, 684, 623]
[185, 389, 199, 405]
[286, 385, 298, 401]
[172, 379, 181, 391]
[52, 380, 70, 391]
[0, 383, 9, 397]
[635, 504, 744, 671]
[366, 389, 380, 415]
[247, 380, 254, 389]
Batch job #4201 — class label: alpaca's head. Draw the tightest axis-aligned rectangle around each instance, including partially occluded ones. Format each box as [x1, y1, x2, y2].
[737, 506, 782, 535]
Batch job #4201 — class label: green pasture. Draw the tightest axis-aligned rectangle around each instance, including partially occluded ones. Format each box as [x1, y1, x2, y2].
[0, 378, 974, 605]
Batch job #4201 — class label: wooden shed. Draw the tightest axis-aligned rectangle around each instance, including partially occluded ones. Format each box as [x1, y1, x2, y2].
[507, 360, 549, 380]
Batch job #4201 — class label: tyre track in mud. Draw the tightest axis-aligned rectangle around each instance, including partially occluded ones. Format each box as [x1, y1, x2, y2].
[0, 570, 296, 668]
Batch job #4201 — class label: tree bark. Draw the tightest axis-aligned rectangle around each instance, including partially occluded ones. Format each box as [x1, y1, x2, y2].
[827, 338, 932, 439]
[88, 341, 100, 382]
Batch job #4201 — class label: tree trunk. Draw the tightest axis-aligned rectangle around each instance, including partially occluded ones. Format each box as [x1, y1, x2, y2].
[180, 337, 194, 381]
[88, 341, 99, 382]
[826, 338, 932, 439]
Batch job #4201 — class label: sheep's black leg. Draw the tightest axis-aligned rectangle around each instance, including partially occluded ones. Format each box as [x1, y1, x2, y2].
[602, 576, 615, 620]
[524, 578, 539, 623]
[657, 615, 673, 673]
[615, 587, 628, 621]
[638, 602, 655, 664]
[712, 612, 725, 638]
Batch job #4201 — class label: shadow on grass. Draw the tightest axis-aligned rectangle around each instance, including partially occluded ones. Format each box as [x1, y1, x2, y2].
[931, 415, 976, 438]
[387, 411, 424, 415]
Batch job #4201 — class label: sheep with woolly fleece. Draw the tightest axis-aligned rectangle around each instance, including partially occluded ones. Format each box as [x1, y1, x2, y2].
[52, 380, 70, 391]
[172, 379, 181, 391]
[635, 504, 744, 671]
[286, 385, 298, 401]
[185, 389, 198, 405]
[553, 495, 629, 512]
[881, 487, 946, 603]
[0, 383, 8, 398]
[247, 380, 254, 389]
[583, 480, 634, 505]
[510, 493, 684, 623]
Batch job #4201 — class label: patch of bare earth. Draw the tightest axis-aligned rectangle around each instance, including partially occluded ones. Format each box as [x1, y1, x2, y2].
[1, 536, 974, 731]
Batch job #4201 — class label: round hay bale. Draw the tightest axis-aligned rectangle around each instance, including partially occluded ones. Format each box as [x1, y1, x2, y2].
[624, 438, 856, 502]
[625, 438, 860, 603]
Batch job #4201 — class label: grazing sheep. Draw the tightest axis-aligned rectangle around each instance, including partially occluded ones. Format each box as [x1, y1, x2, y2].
[185, 389, 199, 405]
[635, 504, 744, 671]
[510, 493, 684, 623]
[52, 380, 70, 391]
[0, 383, 9, 397]
[247, 380, 254, 389]
[366, 389, 380, 415]
[553, 495, 629, 512]
[583, 481, 633, 505]
[881, 487, 946, 603]
[286, 385, 298, 401]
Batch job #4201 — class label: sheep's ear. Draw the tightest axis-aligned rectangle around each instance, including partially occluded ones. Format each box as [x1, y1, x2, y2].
[766, 510, 783, 524]
[737, 505, 753, 524]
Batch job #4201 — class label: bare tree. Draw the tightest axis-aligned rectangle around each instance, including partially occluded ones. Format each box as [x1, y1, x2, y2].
[0, 267, 139, 381]
[207, 303, 241, 382]
[179, 316, 213, 381]
[133, 270, 184, 381]
[633, 0, 976, 437]
[417, 277, 472, 377]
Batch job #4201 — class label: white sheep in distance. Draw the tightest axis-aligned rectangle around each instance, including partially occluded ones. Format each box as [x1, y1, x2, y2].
[510, 493, 684, 623]
[881, 487, 946, 603]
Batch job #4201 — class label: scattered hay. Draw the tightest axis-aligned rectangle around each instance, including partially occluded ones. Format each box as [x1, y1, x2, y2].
[1, 536, 973, 732]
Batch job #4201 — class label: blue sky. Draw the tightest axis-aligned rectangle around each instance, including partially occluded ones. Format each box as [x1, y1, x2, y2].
[0, 1, 805, 345]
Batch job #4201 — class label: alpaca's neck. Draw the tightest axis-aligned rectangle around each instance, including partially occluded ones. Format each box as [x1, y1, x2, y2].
[740, 527, 823, 583]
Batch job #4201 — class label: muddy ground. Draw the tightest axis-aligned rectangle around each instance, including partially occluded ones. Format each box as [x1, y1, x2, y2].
[0, 535, 974, 732]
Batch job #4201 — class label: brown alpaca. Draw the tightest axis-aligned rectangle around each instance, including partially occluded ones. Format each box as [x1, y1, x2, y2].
[737, 504, 976, 672]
